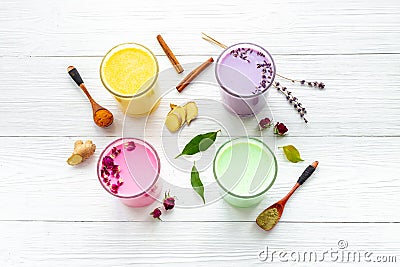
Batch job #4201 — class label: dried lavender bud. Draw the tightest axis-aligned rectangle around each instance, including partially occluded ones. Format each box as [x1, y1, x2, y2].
[276, 74, 325, 89]
[274, 82, 308, 123]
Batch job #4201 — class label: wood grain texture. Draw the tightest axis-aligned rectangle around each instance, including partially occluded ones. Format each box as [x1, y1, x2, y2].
[0, 0, 399, 56]
[0, 136, 398, 222]
[0, 222, 399, 266]
[0, 54, 399, 137]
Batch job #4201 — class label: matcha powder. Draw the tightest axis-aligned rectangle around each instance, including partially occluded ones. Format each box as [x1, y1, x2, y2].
[256, 207, 280, 231]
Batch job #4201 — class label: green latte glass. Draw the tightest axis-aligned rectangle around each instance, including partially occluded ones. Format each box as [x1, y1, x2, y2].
[213, 137, 277, 208]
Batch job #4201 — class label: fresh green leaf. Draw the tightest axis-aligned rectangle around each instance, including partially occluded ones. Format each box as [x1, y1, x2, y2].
[280, 145, 304, 163]
[176, 130, 220, 158]
[191, 163, 205, 204]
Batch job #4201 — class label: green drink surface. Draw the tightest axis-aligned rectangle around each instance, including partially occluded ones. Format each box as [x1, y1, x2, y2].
[214, 138, 277, 197]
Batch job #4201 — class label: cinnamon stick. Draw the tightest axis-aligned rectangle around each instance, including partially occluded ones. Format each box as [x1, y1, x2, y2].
[176, 57, 214, 92]
[156, 34, 184, 74]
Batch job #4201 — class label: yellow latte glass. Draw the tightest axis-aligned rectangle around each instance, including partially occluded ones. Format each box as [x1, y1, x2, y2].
[100, 43, 160, 117]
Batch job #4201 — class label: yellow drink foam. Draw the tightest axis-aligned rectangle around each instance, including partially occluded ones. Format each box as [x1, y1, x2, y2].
[102, 47, 157, 96]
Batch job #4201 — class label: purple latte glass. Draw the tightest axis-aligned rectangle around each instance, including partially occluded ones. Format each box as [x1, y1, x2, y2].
[215, 43, 276, 117]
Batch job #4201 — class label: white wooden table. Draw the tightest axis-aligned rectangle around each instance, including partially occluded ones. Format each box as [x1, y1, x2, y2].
[1, 0, 399, 266]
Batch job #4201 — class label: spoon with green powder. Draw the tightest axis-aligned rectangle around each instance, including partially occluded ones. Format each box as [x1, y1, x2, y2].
[256, 161, 319, 231]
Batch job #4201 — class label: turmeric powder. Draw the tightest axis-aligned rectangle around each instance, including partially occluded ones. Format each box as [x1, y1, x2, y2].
[94, 109, 113, 127]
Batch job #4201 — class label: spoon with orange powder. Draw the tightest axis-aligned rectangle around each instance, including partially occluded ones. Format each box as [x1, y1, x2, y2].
[67, 66, 113, 127]
[256, 161, 319, 231]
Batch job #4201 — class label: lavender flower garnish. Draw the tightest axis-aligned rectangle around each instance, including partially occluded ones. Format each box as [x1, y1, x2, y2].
[276, 74, 325, 89]
[274, 82, 308, 123]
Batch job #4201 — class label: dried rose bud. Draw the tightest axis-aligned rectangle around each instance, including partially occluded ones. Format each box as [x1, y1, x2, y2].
[259, 117, 272, 130]
[274, 122, 288, 136]
[163, 191, 176, 210]
[110, 184, 119, 194]
[102, 156, 114, 168]
[150, 207, 162, 220]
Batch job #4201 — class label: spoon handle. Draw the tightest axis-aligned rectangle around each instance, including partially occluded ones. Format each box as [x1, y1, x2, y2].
[67, 66, 99, 108]
[68, 66, 84, 86]
[297, 161, 319, 185]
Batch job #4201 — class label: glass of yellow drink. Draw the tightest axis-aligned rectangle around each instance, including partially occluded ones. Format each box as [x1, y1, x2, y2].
[100, 43, 160, 117]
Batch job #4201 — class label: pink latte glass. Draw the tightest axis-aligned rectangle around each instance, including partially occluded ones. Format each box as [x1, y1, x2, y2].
[97, 138, 162, 207]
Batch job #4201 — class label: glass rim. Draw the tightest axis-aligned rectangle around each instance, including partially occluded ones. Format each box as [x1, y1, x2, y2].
[215, 42, 276, 99]
[213, 137, 278, 199]
[99, 42, 159, 99]
[96, 137, 161, 199]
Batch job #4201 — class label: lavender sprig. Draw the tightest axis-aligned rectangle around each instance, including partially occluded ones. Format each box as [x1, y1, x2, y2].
[274, 82, 308, 123]
[276, 74, 325, 89]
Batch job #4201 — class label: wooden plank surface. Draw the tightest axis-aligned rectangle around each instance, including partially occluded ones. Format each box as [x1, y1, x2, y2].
[0, 222, 399, 266]
[0, 136, 398, 222]
[1, 0, 399, 56]
[0, 55, 399, 137]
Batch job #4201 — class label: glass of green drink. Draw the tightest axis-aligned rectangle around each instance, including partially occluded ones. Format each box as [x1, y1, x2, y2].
[213, 137, 277, 208]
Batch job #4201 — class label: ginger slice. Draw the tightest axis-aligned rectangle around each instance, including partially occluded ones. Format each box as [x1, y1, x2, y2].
[165, 113, 182, 132]
[67, 154, 83, 166]
[183, 101, 198, 125]
[171, 106, 186, 126]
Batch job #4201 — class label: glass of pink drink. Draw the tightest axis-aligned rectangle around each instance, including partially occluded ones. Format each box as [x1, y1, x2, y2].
[97, 138, 161, 207]
[215, 43, 276, 117]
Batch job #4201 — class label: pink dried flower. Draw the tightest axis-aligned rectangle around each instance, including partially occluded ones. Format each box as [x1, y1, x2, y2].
[111, 165, 121, 176]
[110, 184, 119, 194]
[125, 141, 136, 151]
[102, 156, 114, 169]
[163, 191, 176, 210]
[259, 117, 272, 130]
[274, 122, 288, 136]
[110, 147, 121, 158]
[150, 207, 162, 220]
[101, 169, 110, 179]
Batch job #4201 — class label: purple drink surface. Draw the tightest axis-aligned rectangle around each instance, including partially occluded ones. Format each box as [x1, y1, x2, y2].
[98, 138, 160, 198]
[216, 43, 275, 97]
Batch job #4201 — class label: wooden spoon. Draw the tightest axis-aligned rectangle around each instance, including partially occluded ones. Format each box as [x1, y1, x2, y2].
[67, 66, 113, 128]
[256, 161, 319, 231]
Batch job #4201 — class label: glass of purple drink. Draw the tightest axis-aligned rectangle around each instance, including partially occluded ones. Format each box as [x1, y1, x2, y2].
[97, 138, 162, 207]
[215, 43, 276, 117]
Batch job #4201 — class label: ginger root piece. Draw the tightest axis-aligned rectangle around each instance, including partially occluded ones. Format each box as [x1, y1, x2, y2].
[67, 140, 96, 166]
[183, 101, 198, 125]
[165, 101, 198, 132]
[171, 106, 186, 126]
[165, 113, 182, 132]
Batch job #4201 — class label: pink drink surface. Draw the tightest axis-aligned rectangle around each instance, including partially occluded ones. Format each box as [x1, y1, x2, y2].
[217, 44, 274, 96]
[99, 139, 159, 198]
